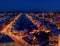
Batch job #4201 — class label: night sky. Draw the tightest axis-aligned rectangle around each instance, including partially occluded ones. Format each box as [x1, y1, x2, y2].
[0, 0, 60, 12]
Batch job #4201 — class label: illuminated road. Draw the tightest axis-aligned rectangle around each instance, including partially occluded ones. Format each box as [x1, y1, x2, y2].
[1, 13, 36, 46]
[36, 13, 60, 30]
[26, 13, 50, 33]
[26, 13, 60, 46]
[1, 13, 25, 46]
[0, 13, 60, 46]
[26, 13, 41, 28]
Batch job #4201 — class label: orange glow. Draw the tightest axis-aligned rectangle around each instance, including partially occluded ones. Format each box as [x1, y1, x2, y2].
[58, 35, 60, 46]
[1, 13, 59, 46]
[1, 13, 25, 46]
[49, 18, 54, 23]
[26, 13, 41, 28]
[26, 13, 51, 33]
[45, 29, 50, 33]
[33, 36, 37, 40]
